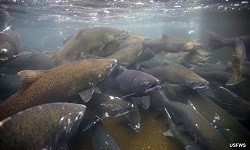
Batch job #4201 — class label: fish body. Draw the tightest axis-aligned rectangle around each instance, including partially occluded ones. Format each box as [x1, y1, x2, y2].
[107, 42, 145, 67]
[214, 86, 250, 121]
[0, 50, 55, 75]
[162, 92, 230, 150]
[146, 64, 209, 89]
[0, 103, 86, 150]
[99, 67, 160, 98]
[143, 34, 202, 53]
[55, 27, 128, 64]
[181, 50, 210, 65]
[0, 59, 117, 120]
[170, 87, 250, 143]
[0, 74, 20, 101]
[164, 109, 202, 150]
[90, 32, 148, 57]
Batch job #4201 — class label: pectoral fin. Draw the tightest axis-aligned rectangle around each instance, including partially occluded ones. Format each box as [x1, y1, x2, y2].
[79, 88, 94, 103]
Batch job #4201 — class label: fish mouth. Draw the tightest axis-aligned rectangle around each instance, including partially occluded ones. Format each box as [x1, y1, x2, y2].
[145, 83, 161, 94]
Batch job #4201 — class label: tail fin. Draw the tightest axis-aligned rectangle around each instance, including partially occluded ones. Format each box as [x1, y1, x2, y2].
[226, 40, 246, 86]
[205, 30, 226, 51]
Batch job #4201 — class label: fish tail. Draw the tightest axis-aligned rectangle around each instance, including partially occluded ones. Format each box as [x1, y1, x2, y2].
[226, 40, 246, 86]
[205, 30, 226, 51]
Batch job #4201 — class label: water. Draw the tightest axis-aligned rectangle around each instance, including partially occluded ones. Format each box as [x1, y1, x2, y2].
[0, 0, 250, 149]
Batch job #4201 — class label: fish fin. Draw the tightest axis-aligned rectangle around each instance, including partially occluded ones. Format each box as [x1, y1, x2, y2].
[205, 30, 225, 51]
[185, 141, 202, 150]
[226, 74, 246, 86]
[49, 52, 66, 66]
[140, 96, 150, 110]
[74, 29, 85, 39]
[110, 65, 126, 78]
[17, 70, 47, 93]
[163, 130, 174, 137]
[178, 124, 188, 132]
[79, 88, 94, 103]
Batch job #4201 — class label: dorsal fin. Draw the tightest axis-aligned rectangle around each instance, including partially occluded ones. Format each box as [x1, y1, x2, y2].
[74, 29, 85, 38]
[17, 70, 48, 93]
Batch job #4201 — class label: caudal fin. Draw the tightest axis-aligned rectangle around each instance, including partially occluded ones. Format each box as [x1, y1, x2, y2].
[226, 40, 246, 86]
[205, 30, 226, 51]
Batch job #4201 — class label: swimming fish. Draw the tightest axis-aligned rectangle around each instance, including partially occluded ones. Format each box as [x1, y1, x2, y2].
[164, 109, 202, 150]
[158, 91, 230, 150]
[53, 27, 129, 65]
[90, 32, 148, 57]
[181, 50, 210, 65]
[165, 86, 250, 143]
[0, 102, 86, 150]
[0, 50, 55, 75]
[0, 59, 118, 120]
[98, 66, 160, 98]
[143, 34, 202, 53]
[206, 30, 250, 54]
[145, 63, 209, 89]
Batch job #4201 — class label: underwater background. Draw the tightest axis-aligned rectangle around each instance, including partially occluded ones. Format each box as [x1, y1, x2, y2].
[0, 0, 250, 150]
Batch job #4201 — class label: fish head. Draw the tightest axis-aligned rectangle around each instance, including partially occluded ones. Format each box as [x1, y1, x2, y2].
[132, 71, 161, 96]
[183, 40, 202, 51]
[185, 76, 209, 89]
[96, 96, 134, 118]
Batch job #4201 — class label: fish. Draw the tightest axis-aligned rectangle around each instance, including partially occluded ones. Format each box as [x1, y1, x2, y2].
[213, 86, 250, 121]
[157, 91, 230, 150]
[227, 40, 247, 85]
[84, 93, 134, 118]
[164, 85, 250, 143]
[98, 66, 161, 98]
[86, 121, 120, 150]
[206, 30, 250, 54]
[107, 42, 146, 67]
[145, 64, 209, 89]
[0, 103, 86, 150]
[143, 34, 202, 53]
[123, 100, 141, 132]
[0, 50, 55, 75]
[90, 32, 148, 57]
[164, 109, 202, 150]
[0, 59, 118, 120]
[53, 27, 129, 65]
[0, 29, 21, 64]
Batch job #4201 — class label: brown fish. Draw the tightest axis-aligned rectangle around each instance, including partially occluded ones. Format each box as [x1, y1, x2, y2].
[143, 34, 202, 53]
[0, 59, 117, 120]
[145, 64, 209, 89]
[53, 27, 128, 65]
[0, 103, 86, 150]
